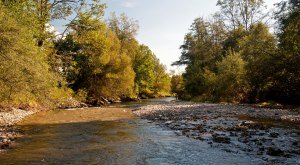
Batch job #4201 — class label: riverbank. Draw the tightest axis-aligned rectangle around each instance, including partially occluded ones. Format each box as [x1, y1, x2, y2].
[134, 102, 300, 164]
[2, 100, 299, 164]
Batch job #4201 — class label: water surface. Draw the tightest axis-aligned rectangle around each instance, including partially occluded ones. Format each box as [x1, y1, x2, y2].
[0, 98, 264, 164]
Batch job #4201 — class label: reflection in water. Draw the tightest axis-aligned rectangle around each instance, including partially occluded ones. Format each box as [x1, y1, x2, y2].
[0, 99, 264, 164]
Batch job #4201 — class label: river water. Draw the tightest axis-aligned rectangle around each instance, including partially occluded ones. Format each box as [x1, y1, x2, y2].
[0, 98, 264, 164]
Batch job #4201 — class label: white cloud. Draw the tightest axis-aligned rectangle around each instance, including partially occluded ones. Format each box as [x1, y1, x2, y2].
[121, 1, 137, 8]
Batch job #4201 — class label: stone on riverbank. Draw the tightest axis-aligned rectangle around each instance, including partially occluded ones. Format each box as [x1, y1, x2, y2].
[134, 102, 300, 164]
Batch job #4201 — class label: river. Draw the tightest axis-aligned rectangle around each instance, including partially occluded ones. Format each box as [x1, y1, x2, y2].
[0, 98, 264, 164]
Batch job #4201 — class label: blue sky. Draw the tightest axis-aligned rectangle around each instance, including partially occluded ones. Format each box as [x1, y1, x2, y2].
[53, 0, 282, 72]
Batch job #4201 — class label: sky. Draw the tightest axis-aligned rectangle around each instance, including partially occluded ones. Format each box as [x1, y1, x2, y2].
[53, 0, 282, 72]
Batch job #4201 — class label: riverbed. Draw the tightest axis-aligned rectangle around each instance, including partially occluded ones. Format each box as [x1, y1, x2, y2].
[0, 98, 299, 164]
[0, 107, 267, 164]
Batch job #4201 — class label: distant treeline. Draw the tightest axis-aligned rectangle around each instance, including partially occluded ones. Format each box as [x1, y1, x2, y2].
[0, 0, 170, 108]
[172, 0, 299, 105]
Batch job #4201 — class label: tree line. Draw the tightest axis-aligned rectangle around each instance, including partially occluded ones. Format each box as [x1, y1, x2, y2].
[172, 0, 299, 105]
[0, 0, 171, 109]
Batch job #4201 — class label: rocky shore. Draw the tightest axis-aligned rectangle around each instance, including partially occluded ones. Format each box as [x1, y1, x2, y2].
[0, 108, 37, 150]
[134, 102, 300, 164]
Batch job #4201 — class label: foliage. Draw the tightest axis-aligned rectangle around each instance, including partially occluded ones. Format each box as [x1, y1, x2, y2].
[133, 45, 156, 97]
[56, 13, 135, 104]
[4, 0, 298, 107]
[239, 23, 277, 102]
[215, 51, 248, 102]
[174, 17, 226, 99]
[54, 7, 171, 104]
[0, 5, 71, 108]
[175, 0, 299, 105]
[267, 0, 300, 104]
[152, 60, 171, 97]
[107, 13, 171, 98]
[0, 0, 171, 109]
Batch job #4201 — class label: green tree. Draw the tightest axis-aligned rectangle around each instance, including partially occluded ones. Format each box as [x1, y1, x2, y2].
[107, 13, 141, 95]
[152, 60, 171, 97]
[222, 26, 247, 54]
[108, 13, 171, 98]
[56, 10, 135, 104]
[239, 22, 277, 102]
[133, 45, 156, 97]
[174, 17, 226, 99]
[215, 51, 248, 102]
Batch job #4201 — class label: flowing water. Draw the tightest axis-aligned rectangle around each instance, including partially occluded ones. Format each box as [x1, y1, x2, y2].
[0, 98, 264, 164]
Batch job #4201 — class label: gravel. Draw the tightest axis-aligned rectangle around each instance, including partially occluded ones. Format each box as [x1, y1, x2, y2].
[134, 102, 300, 164]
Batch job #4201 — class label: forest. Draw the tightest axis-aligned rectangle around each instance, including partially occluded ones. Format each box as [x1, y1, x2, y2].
[172, 0, 299, 105]
[0, 0, 171, 109]
[0, 0, 299, 110]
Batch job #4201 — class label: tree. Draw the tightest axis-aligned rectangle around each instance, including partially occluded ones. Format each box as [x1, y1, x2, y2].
[238, 22, 277, 102]
[215, 51, 248, 102]
[222, 26, 247, 54]
[152, 60, 171, 97]
[2, 0, 106, 46]
[107, 13, 139, 44]
[107, 13, 139, 55]
[107, 13, 171, 98]
[173, 17, 226, 98]
[217, 0, 267, 30]
[133, 45, 156, 97]
[0, 4, 71, 107]
[59, 12, 135, 104]
[171, 75, 184, 99]
[268, 0, 300, 104]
